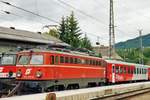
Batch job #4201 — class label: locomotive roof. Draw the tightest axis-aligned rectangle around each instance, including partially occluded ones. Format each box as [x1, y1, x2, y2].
[106, 60, 150, 68]
[19, 49, 103, 60]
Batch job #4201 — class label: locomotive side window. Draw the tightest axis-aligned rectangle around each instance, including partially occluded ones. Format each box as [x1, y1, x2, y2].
[18, 55, 30, 65]
[124, 67, 126, 73]
[78, 59, 81, 64]
[65, 57, 69, 63]
[75, 58, 78, 64]
[98, 61, 101, 66]
[30, 55, 43, 65]
[70, 57, 73, 63]
[60, 56, 64, 63]
[50, 55, 54, 64]
[85, 59, 88, 65]
[55, 56, 59, 64]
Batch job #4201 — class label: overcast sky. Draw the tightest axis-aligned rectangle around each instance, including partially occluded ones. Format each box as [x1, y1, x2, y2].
[0, 0, 150, 46]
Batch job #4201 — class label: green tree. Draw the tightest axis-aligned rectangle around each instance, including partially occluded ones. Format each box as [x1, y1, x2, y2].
[80, 34, 92, 50]
[58, 12, 82, 48]
[46, 28, 59, 38]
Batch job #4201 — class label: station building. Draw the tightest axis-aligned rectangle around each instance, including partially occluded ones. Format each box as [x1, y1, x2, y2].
[0, 26, 68, 53]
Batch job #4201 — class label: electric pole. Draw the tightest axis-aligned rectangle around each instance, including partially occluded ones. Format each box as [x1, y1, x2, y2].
[109, 0, 115, 59]
[139, 29, 144, 65]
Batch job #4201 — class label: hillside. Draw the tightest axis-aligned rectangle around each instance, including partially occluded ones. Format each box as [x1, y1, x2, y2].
[115, 33, 150, 48]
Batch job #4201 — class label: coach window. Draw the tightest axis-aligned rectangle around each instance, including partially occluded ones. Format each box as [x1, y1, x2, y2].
[65, 57, 69, 63]
[131, 69, 133, 74]
[128, 68, 130, 74]
[112, 65, 115, 73]
[50, 55, 55, 64]
[134, 68, 136, 74]
[116, 66, 119, 74]
[143, 69, 145, 74]
[145, 69, 147, 74]
[60, 56, 64, 63]
[120, 67, 123, 74]
[137, 68, 139, 74]
[139, 68, 141, 74]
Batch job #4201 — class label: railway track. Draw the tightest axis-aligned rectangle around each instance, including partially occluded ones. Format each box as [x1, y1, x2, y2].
[91, 87, 150, 100]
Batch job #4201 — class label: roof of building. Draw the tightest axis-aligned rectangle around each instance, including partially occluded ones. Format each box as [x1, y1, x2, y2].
[0, 26, 69, 46]
[93, 46, 122, 60]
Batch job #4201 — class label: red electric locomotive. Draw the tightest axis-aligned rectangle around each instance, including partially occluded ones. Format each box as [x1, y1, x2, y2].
[0, 52, 17, 93]
[16, 49, 106, 92]
[0, 52, 16, 79]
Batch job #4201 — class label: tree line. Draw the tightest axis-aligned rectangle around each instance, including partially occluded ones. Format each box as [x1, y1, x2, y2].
[117, 48, 150, 65]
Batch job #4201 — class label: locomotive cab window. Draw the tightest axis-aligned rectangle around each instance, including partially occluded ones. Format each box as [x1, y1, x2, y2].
[18, 55, 30, 65]
[1, 54, 16, 65]
[30, 55, 43, 65]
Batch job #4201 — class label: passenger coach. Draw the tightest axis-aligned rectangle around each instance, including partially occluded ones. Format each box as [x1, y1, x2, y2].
[106, 60, 149, 83]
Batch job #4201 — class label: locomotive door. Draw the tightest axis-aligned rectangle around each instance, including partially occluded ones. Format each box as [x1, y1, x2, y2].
[112, 64, 115, 83]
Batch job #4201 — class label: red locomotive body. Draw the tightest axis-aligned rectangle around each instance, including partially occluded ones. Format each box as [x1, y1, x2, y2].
[16, 50, 106, 91]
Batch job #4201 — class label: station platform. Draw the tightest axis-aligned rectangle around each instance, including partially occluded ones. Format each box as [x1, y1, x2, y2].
[1, 81, 150, 100]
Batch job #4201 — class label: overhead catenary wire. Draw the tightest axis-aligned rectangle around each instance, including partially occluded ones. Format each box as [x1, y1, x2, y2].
[0, 0, 59, 24]
[57, 0, 106, 24]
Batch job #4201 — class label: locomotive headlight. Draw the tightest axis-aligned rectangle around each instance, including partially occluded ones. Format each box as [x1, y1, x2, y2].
[16, 70, 22, 78]
[36, 70, 42, 78]
[9, 71, 13, 77]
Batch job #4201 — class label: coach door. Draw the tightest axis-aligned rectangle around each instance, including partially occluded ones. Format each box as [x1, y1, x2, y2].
[112, 64, 115, 83]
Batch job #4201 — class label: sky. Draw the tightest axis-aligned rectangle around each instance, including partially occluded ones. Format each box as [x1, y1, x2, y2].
[0, 0, 150, 46]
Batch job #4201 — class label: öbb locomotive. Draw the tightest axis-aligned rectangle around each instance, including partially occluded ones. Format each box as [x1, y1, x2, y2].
[0, 52, 17, 94]
[15, 49, 150, 92]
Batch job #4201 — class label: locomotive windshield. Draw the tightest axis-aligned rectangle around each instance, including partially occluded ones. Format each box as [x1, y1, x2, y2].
[18, 55, 30, 65]
[30, 55, 43, 64]
[18, 55, 43, 65]
[1, 54, 16, 65]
